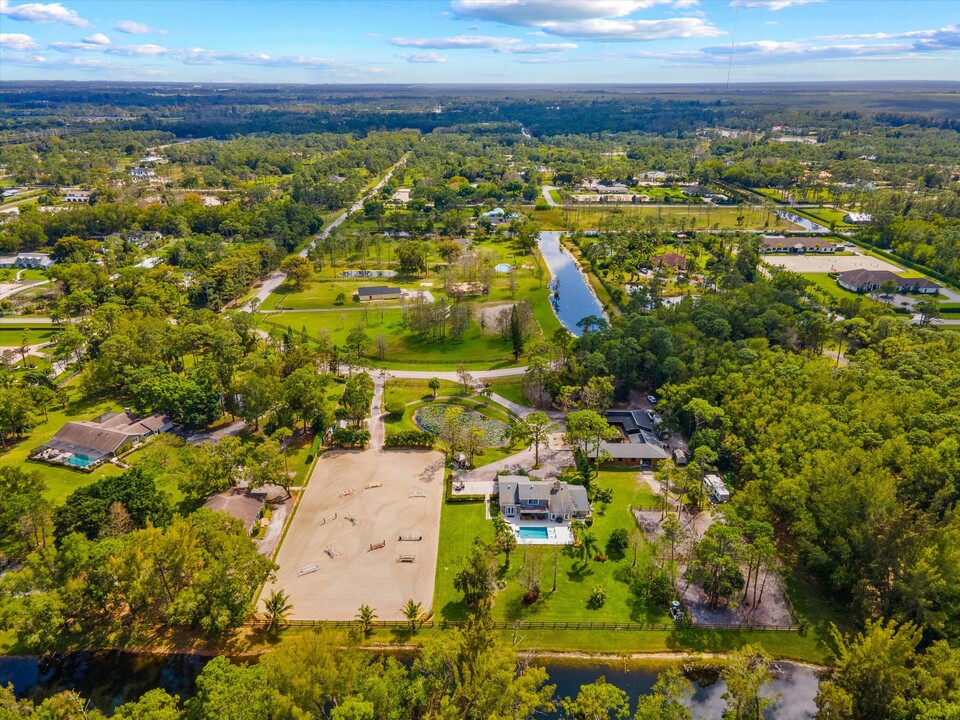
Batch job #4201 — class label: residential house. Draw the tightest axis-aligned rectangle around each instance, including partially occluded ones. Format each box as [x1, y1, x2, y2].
[14, 252, 55, 269]
[837, 269, 940, 294]
[62, 189, 93, 204]
[31, 410, 172, 470]
[589, 182, 630, 194]
[129, 166, 155, 181]
[843, 212, 873, 224]
[761, 235, 837, 254]
[498, 477, 590, 522]
[357, 286, 402, 302]
[651, 252, 688, 272]
[593, 409, 670, 467]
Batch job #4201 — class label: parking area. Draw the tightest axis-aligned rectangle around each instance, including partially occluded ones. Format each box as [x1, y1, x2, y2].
[264, 447, 445, 620]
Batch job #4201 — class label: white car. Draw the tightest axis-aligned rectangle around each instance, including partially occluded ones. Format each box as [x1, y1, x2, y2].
[647, 395, 657, 405]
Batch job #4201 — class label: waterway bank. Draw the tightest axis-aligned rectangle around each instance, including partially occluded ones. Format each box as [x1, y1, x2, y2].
[1, 650, 822, 718]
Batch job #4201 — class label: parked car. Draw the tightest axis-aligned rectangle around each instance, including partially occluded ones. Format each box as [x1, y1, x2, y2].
[647, 395, 657, 405]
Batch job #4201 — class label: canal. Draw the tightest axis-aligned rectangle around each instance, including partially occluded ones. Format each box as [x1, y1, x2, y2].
[537, 231, 607, 336]
[0, 652, 820, 718]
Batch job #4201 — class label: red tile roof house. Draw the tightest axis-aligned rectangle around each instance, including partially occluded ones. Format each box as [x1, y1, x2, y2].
[652, 252, 688, 272]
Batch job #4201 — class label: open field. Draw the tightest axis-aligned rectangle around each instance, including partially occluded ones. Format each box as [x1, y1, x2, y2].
[266, 447, 445, 621]
[765, 253, 903, 274]
[0, 327, 57, 346]
[530, 204, 803, 232]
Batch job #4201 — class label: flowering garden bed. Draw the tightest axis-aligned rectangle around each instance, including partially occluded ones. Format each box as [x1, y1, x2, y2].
[414, 403, 511, 446]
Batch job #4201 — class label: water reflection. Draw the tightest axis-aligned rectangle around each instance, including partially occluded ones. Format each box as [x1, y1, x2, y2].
[537, 231, 607, 336]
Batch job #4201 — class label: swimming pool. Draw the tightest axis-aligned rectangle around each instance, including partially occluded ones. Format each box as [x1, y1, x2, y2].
[517, 526, 549, 539]
[494, 263, 512, 273]
[65, 454, 95, 468]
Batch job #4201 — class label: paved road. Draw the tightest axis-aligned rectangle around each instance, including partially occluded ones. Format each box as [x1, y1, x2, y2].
[0, 279, 49, 301]
[0, 316, 56, 324]
[541, 185, 559, 208]
[382, 366, 527, 380]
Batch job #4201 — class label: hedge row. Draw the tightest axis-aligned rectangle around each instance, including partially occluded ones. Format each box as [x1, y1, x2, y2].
[384, 429, 435, 448]
[444, 470, 485, 504]
[330, 427, 370, 449]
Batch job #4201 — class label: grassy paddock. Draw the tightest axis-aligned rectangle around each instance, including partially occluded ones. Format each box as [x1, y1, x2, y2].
[530, 205, 803, 233]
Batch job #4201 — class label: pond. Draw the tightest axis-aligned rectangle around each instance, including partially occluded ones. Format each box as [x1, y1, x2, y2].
[775, 211, 830, 234]
[0, 653, 820, 718]
[537, 231, 606, 336]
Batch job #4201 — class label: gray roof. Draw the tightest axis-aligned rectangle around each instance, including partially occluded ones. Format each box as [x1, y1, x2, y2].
[38, 411, 171, 456]
[357, 286, 401, 297]
[606, 409, 656, 435]
[598, 441, 669, 460]
[204, 491, 264, 533]
[498, 477, 590, 515]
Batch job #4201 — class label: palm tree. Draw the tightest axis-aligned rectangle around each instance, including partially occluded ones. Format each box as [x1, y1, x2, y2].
[356, 604, 377, 637]
[401, 599, 422, 633]
[428, 377, 441, 398]
[263, 589, 292, 634]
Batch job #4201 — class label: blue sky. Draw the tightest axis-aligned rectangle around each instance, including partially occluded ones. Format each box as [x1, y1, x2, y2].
[1, 0, 958, 83]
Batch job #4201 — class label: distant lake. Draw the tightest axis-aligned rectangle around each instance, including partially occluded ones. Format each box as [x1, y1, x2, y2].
[538, 231, 606, 336]
[0, 652, 819, 718]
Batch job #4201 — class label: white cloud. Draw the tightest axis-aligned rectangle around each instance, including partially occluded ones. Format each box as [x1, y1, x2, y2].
[505, 42, 578, 53]
[398, 51, 448, 63]
[730, 0, 823, 10]
[0, 32, 38, 50]
[0, 0, 87, 25]
[537, 17, 723, 41]
[449, 0, 720, 42]
[389, 34, 516, 49]
[626, 29, 960, 65]
[452, 0, 682, 25]
[113, 19, 162, 34]
[82, 32, 110, 45]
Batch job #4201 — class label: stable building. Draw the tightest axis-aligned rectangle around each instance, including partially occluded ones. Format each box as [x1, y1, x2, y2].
[357, 286, 402, 302]
[761, 235, 837, 254]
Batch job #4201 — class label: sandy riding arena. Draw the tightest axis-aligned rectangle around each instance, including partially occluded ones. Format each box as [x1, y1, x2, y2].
[264, 448, 445, 620]
[764, 253, 903, 274]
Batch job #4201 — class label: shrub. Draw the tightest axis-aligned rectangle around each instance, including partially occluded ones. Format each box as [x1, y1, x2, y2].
[384, 398, 406, 419]
[588, 585, 606, 609]
[606, 528, 629, 559]
[385, 429, 435, 448]
[330, 427, 370, 448]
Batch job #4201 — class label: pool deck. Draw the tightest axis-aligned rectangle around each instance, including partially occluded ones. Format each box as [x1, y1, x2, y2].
[509, 520, 573, 545]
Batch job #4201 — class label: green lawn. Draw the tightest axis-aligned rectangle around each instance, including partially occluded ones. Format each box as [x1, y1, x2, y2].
[530, 205, 803, 233]
[0, 327, 58, 346]
[434, 469, 666, 626]
[795, 207, 853, 229]
[484, 377, 530, 408]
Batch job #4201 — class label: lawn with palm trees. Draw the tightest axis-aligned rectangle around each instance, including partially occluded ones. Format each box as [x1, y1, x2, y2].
[433, 468, 669, 625]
